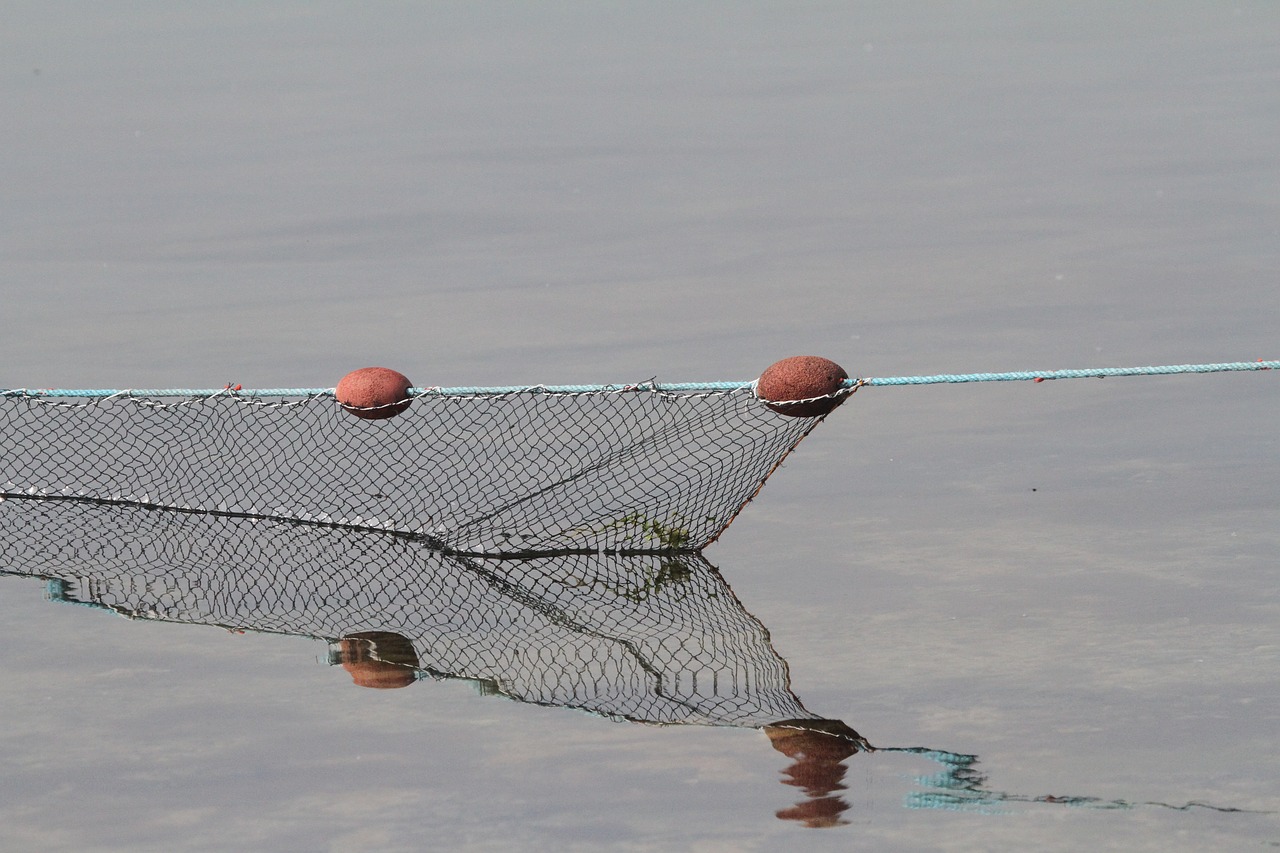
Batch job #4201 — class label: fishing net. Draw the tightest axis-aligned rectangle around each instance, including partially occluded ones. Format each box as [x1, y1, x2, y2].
[0, 496, 835, 731]
[0, 384, 846, 554]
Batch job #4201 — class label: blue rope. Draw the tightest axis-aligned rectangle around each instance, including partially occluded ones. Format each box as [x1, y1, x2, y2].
[2, 361, 1274, 399]
[860, 360, 1280, 387]
[0, 382, 752, 399]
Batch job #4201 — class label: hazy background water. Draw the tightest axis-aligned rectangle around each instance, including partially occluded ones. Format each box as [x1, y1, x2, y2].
[2, 3, 1278, 850]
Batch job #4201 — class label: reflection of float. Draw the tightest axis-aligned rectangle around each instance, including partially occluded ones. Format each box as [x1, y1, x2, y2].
[764, 719, 867, 827]
[0, 497, 1257, 826]
[334, 631, 420, 689]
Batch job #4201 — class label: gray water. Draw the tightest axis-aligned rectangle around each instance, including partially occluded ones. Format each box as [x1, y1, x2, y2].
[2, 3, 1278, 850]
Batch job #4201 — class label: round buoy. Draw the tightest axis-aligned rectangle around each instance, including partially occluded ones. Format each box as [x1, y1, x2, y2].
[336, 367, 413, 419]
[755, 356, 849, 417]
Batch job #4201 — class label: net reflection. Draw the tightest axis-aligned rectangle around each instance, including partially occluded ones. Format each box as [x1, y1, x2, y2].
[2, 496, 1253, 825]
[0, 495, 865, 823]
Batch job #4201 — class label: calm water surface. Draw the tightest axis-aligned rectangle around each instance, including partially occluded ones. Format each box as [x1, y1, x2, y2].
[2, 3, 1278, 851]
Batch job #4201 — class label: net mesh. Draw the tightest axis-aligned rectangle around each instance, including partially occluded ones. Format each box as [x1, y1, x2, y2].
[0, 496, 823, 730]
[1, 385, 839, 553]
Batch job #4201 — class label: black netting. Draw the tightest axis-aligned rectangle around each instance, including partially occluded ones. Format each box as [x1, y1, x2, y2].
[0, 387, 833, 553]
[0, 496, 822, 730]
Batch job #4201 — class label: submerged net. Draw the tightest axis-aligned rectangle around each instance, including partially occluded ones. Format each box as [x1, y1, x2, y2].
[1, 383, 847, 554]
[0, 496, 829, 731]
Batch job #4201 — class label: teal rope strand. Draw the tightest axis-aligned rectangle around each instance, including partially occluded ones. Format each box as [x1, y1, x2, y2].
[0, 382, 752, 399]
[2, 361, 1274, 399]
[860, 361, 1279, 387]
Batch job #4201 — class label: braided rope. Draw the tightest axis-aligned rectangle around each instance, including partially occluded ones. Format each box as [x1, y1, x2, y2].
[861, 360, 1279, 387]
[2, 360, 1273, 400]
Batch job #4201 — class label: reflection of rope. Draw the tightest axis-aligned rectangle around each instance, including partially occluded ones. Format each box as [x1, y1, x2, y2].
[879, 747, 1273, 816]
